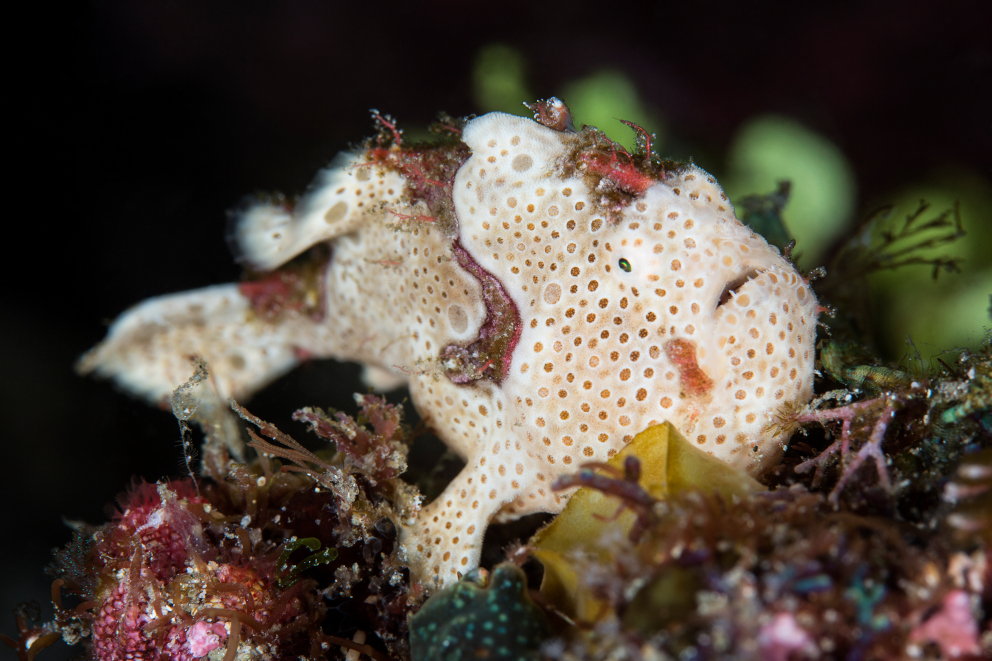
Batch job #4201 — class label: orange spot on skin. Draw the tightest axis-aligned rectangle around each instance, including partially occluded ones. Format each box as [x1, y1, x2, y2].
[664, 338, 713, 397]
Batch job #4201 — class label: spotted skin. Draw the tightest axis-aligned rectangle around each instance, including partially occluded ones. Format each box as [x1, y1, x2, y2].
[79, 111, 818, 589]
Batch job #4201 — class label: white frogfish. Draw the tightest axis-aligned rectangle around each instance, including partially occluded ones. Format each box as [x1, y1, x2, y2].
[80, 100, 818, 587]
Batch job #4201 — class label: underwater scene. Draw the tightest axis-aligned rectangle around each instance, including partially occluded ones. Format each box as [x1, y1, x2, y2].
[4, 2, 989, 660]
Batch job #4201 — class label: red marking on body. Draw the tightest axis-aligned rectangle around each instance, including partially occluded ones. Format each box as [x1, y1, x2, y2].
[581, 144, 656, 196]
[239, 272, 301, 318]
[238, 249, 329, 321]
[293, 346, 314, 361]
[446, 241, 523, 385]
[356, 112, 471, 231]
[363, 149, 446, 188]
[664, 339, 713, 397]
[387, 209, 436, 224]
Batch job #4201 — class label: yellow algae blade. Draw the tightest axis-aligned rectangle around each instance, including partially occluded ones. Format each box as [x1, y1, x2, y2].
[530, 422, 762, 622]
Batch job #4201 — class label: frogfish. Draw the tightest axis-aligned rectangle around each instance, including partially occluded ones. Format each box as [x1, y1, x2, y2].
[80, 99, 818, 587]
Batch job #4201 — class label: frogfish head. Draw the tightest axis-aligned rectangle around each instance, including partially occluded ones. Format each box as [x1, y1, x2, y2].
[455, 111, 817, 473]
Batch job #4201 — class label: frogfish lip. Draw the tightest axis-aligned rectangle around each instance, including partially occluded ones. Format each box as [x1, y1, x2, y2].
[717, 266, 766, 308]
[700, 264, 781, 384]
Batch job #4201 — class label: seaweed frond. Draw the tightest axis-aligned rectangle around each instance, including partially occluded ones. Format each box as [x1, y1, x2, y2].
[230, 399, 360, 511]
[825, 200, 965, 285]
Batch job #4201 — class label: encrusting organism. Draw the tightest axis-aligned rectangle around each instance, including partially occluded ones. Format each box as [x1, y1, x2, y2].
[77, 98, 819, 587]
[5, 392, 427, 661]
[530, 472, 985, 660]
[770, 333, 992, 509]
[409, 563, 550, 661]
[51, 480, 326, 661]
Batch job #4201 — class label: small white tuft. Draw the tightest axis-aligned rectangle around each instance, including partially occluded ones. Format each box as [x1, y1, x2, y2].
[232, 152, 404, 271]
[232, 202, 296, 271]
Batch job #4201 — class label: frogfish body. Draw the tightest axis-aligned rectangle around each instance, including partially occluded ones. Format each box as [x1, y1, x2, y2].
[80, 101, 818, 587]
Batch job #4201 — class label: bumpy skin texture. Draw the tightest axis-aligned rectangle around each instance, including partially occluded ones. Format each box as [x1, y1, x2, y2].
[80, 111, 817, 588]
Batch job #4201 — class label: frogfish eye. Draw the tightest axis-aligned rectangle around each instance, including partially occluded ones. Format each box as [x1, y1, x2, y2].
[618, 258, 632, 272]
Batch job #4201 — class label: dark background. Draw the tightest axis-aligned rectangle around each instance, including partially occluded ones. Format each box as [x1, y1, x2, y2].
[3, 1, 989, 656]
